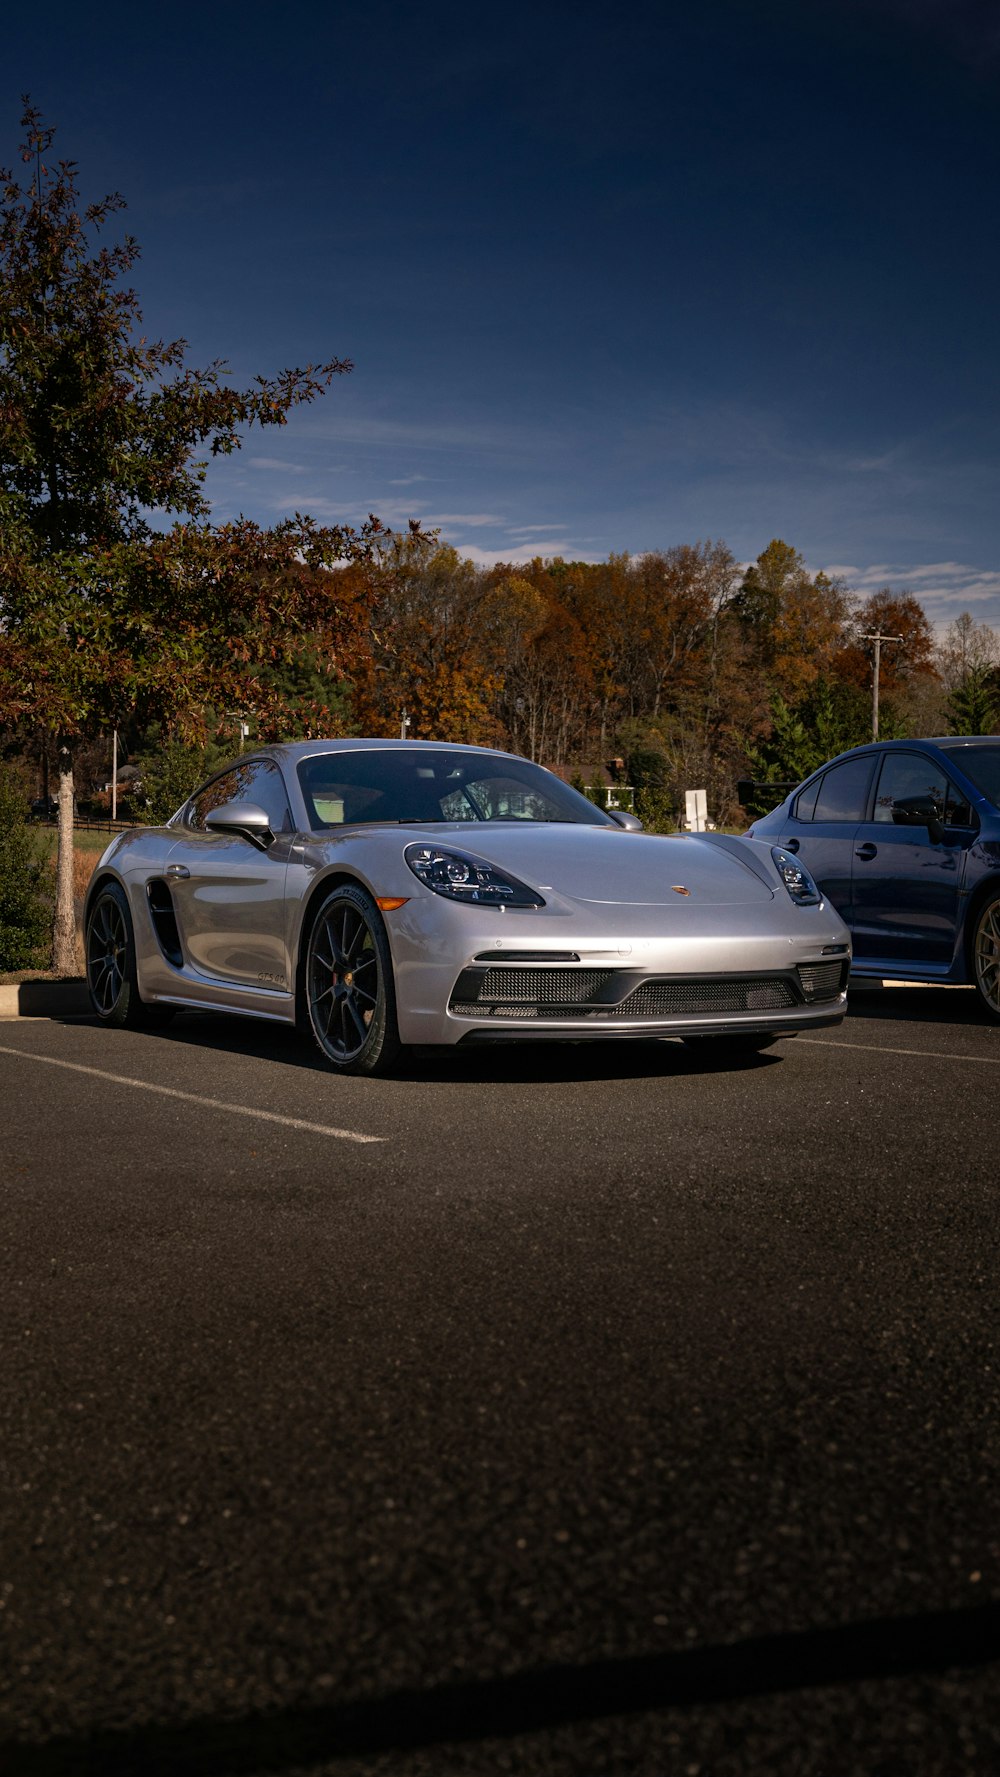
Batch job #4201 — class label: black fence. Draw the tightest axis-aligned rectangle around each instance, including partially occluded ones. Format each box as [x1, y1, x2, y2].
[735, 778, 799, 810]
[31, 815, 137, 834]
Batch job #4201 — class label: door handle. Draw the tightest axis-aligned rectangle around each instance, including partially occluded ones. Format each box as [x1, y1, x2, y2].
[781, 837, 800, 853]
[855, 843, 878, 861]
[165, 863, 190, 880]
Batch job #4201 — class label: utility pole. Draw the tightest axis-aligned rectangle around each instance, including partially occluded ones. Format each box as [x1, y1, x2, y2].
[860, 632, 904, 740]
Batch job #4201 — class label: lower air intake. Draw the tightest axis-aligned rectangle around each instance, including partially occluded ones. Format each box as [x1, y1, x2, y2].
[617, 978, 797, 1016]
[797, 960, 848, 1001]
[477, 967, 616, 1004]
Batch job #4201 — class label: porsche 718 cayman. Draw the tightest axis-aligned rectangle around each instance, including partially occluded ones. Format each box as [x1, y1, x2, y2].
[84, 740, 851, 1073]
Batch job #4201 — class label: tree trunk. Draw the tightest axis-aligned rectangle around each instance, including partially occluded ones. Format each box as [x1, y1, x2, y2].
[52, 742, 78, 974]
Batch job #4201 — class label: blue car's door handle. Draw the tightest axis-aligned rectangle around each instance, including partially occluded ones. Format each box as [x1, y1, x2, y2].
[780, 837, 800, 853]
[855, 843, 878, 861]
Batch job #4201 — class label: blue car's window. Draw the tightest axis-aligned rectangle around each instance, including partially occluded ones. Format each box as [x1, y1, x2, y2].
[812, 755, 875, 822]
[873, 753, 948, 823]
[297, 750, 616, 829]
[944, 783, 976, 828]
[873, 753, 978, 830]
[794, 779, 821, 821]
[944, 745, 1000, 811]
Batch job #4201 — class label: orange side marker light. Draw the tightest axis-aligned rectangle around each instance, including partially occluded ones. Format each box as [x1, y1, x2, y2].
[376, 897, 410, 911]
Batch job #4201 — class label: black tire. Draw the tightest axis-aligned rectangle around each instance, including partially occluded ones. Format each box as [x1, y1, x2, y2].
[680, 1033, 782, 1054]
[304, 884, 402, 1076]
[970, 891, 1000, 1024]
[85, 881, 173, 1028]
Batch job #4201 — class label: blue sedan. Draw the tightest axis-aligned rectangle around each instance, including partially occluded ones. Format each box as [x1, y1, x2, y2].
[747, 736, 1000, 1021]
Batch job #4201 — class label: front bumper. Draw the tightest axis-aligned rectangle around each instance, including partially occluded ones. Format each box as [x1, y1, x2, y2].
[386, 892, 852, 1046]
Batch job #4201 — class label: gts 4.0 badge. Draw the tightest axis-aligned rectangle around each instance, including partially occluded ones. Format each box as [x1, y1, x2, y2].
[257, 971, 286, 986]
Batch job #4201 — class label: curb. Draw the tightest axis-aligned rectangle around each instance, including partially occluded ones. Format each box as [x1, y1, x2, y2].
[0, 981, 91, 1019]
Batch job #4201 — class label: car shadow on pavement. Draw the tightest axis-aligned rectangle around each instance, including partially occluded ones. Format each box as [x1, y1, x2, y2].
[3, 1597, 998, 1777]
[846, 983, 987, 1030]
[66, 1010, 785, 1086]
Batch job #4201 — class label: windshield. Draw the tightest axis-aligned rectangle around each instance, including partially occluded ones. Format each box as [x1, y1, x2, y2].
[946, 744, 1000, 810]
[297, 748, 615, 829]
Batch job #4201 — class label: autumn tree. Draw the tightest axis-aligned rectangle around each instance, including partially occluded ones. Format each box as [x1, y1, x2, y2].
[348, 532, 502, 743]
[938, 612, 1000, 735]
[0, 104, 378, 968]
[937, 611, 1000, 689]
[730, 540, 851, 700]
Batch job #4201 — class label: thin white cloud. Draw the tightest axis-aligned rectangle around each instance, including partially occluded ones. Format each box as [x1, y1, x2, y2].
[388, 474, 430, 485]
[820, 559, 1000, 635]
[247, 456, 310, 473]
[454, 540, 601, 568]
[507, 523, 571, 536]
[304, 413, 562, 455]
[424, 512, 505, 528]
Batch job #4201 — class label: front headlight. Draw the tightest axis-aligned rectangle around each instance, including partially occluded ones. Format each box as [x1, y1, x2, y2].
[404, 843, 545, 908]
[771, 846, 822, 907]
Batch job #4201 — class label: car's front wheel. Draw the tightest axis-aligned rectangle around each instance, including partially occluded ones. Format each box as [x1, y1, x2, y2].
[970, 890, 1000, 1023]
[305, 884, 402, 1075]
[85, 881, 172, 1028]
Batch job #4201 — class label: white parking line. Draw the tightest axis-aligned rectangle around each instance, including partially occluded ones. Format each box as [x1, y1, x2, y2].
[0, 1044, 385, 1143]
[798, 1037, 1000, 1066]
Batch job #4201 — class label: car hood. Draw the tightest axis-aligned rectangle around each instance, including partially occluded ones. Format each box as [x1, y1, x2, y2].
[400, 825, 776, 907]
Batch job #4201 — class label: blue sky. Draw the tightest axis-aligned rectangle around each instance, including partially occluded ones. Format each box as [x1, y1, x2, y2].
[7, 0, 1000, 630]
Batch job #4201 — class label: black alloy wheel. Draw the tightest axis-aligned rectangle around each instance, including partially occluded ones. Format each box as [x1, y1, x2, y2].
[970, 891, 1000, 1023]
[305, 884, 401, 1075]
[85, 881, 171, 1027]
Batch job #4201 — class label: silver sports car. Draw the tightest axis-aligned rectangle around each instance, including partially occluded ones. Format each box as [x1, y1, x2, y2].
[84, 739, 851, 1073]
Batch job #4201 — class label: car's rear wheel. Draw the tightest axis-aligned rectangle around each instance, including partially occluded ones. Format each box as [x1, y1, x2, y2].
[970, 891, 1000, 1023]
[86, 881, 172, 1028]
[305, 884, 402, 1075]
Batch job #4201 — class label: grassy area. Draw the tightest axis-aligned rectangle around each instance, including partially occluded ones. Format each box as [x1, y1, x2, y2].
[35, 828, 118, 858]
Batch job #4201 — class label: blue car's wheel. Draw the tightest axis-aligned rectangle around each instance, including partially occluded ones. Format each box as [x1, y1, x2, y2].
[305, 884, 402, 1075]
[971, 891, 1000, 1023]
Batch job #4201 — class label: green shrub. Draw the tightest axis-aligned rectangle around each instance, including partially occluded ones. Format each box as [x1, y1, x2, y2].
[0, 769, 52, 970]
[138, 737, 231, 825]
[634, 784, 677, 833]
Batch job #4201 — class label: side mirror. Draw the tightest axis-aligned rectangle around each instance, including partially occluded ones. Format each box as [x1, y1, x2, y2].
[204, 801, 275, 848]
[607, 809, 644, 831]
[892, 796, 945, 844]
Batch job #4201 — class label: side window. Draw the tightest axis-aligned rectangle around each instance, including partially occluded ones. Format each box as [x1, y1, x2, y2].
[187, 760, 291, 833]
[944, 781, 976, 830]
[813, 756, 875, 823]
[188, 769, 242, 830]
[240, 760, 293, 834]
[873, 753, 948, 824]
[794, 779, 821, 822]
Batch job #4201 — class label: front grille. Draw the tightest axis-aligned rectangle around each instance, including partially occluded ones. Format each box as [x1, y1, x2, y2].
[478, 967, 616, 1004]
[797, 960, 848, 1001]
[450, 965, 803, 1020]
[618, 978, 796, 1016]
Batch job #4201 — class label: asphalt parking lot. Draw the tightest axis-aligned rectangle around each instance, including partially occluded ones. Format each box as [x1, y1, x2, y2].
[2, 988, 999, 1775]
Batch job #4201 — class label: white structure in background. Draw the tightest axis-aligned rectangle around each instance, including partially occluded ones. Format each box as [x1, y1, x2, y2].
[684, 788, 708, 832]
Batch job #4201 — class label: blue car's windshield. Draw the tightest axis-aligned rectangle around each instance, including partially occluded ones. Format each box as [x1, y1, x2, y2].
[946, 745, 1000, 810]
[297, 749, 616, 829]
